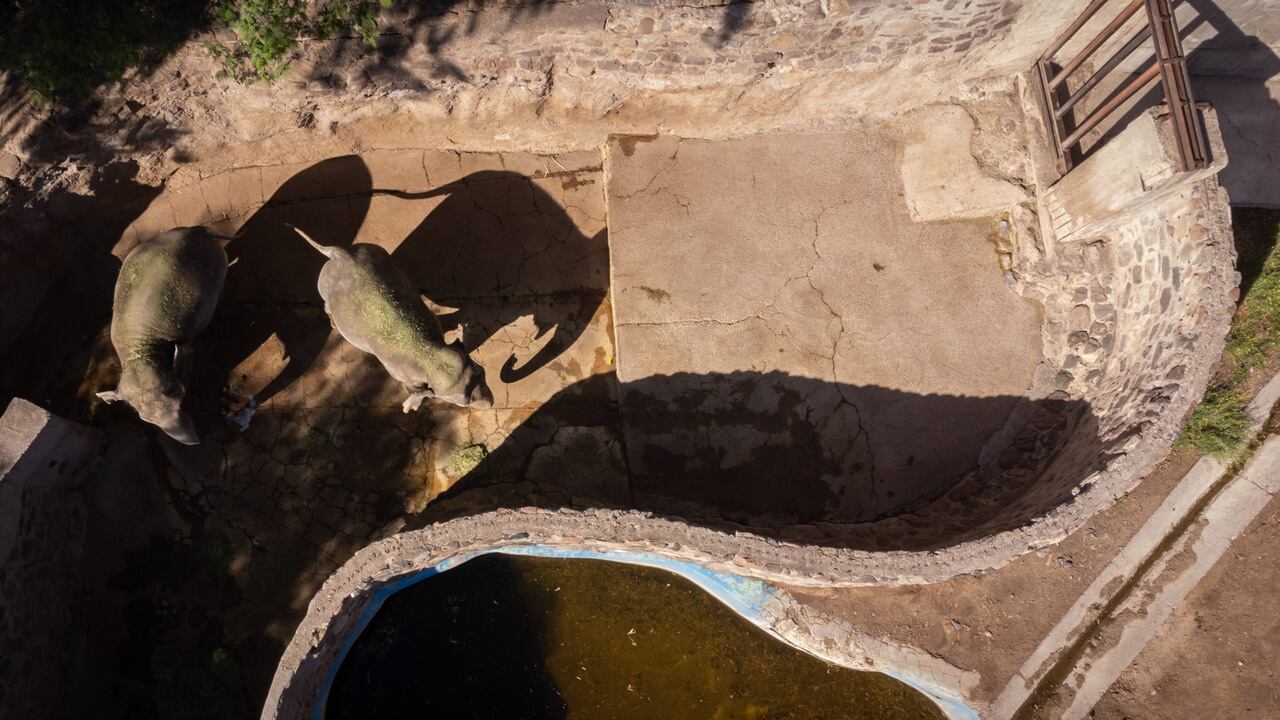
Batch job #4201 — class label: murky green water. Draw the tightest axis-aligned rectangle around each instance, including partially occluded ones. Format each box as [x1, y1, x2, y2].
[328, 554, 944, 719]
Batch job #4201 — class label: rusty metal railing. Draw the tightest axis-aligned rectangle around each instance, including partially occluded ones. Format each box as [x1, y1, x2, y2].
[1035, 0, 1209, 175]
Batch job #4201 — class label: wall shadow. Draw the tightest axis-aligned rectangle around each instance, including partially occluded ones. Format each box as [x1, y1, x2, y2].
[1232, 207, 1280, 298]
[423, 370, 1110, 552]
[391, 170, 609, 383]
[327, 554, 567, 720]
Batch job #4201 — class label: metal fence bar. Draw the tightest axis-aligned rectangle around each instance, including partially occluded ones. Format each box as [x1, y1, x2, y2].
[1146, 0, 1208, 170]
[1035, 0, 1210, 177]
[1059, 62, 1161, 152]
[1055, 26, 1153, 119]
[1048, 0, 1146, 89]
[1042, 0, 1113, 62]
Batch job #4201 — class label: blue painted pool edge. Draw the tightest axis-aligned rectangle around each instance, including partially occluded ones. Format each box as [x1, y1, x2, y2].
[310, 545, 980, 720]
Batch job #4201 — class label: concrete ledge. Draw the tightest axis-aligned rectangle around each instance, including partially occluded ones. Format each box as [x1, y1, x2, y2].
[263, 508, 997, 720]
[0, 397, 102, 490]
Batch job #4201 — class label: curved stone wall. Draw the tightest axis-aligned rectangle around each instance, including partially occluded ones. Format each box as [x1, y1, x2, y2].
[261, 511, 987, 720]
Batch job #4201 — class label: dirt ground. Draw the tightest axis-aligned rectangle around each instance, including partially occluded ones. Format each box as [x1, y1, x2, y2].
[1089, 487, 1280, 719]
[1, 97, 1069, 716]
[787, 448, 1200, 709]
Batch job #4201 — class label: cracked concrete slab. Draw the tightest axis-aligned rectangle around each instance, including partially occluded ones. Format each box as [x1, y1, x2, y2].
[899, 105, 1028, 222]
[606, 127, 1044, 526]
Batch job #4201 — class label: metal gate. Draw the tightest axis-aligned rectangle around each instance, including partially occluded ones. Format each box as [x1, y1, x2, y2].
[1035, 0, 1210, 175]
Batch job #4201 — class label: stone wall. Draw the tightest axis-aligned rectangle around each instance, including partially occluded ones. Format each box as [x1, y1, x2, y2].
[0, 399, 101, 720]
[955, 101, 1237, 545]
[259, 509, 990, 720]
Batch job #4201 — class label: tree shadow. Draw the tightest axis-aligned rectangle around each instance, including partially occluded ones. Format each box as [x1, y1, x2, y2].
[0, 0, 210, 101]
[424, 370, 1114, 552]
[208, 155, 372, 414]
[326, 553, 567, 720]
[69, 338, 445, 719]
[307, 0, 758, 90]
[391, 170, 609, 384]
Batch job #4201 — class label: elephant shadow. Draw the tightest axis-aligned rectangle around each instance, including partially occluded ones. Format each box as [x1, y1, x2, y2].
[201, 155, 372, 416]
[391, 170, 609, 384]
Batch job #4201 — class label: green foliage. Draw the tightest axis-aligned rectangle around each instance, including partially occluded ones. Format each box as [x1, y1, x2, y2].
[0, 0, 391, 99]
[0, 0, 211, 101]
[1179, 210, 1280, 458]
[1178, 384, 1250, 459]
[1223, 228, 1280, 373]
[209, 0, 392, 83]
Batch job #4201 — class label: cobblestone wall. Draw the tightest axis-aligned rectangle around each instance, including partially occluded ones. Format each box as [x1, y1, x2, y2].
[980, 104, 1236, 545]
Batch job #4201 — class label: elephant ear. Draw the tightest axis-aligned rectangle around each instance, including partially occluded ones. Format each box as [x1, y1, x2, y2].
[96, 390, 122, 404]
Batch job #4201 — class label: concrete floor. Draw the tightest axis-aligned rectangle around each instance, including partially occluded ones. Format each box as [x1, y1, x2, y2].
[606, 128, 1042, 525]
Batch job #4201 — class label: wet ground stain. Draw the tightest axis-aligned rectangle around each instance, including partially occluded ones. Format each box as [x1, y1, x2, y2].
[328, 554, 945, 719]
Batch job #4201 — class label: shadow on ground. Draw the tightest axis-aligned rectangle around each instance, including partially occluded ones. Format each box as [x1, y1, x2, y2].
[0, 160, 162, 415]
[391, 169, 608, 383]
[35, 157, 608, 719]
[2, 154, 1107, 714]
[209, 155, 371, 411]
[426, 370, 1109, 552]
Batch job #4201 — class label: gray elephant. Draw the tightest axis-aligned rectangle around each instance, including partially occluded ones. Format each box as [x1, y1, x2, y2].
[97, 227, 227, 444]
[290, 225, 493, 410]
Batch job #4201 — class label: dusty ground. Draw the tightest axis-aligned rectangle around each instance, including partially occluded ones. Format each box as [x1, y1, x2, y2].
[1089, 488, 1280, 720]
[39, 148, 615, 718]
[787, 448, 1199, 710]
[0, 3, 1269, 720]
